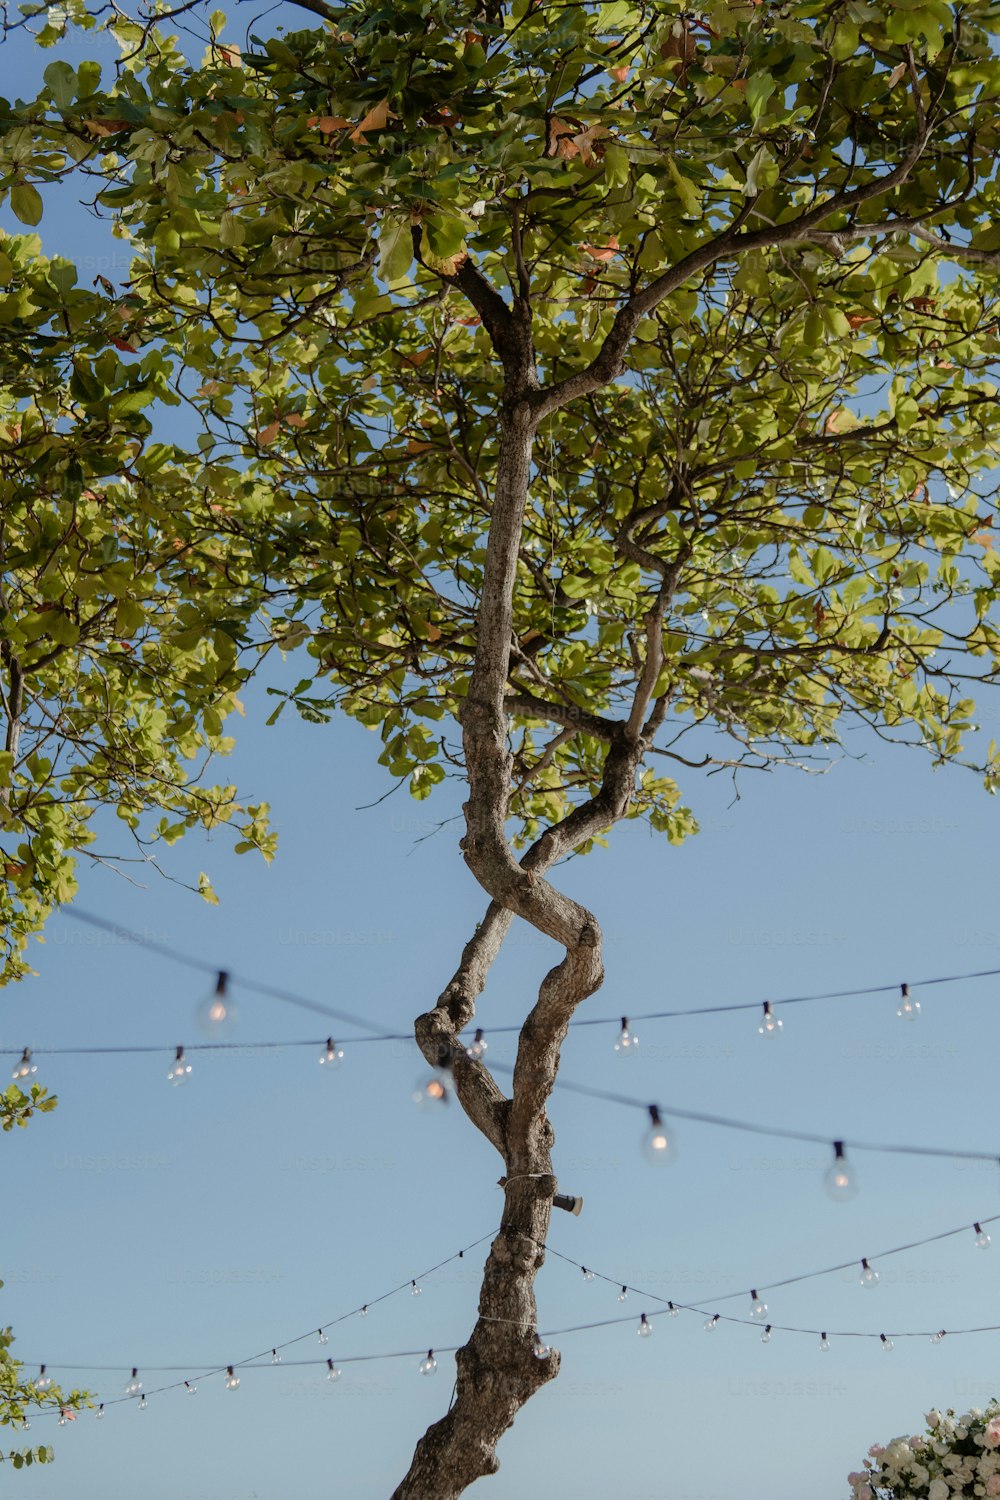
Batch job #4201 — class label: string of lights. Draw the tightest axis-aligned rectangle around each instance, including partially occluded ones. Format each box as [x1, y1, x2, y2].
[23, 1207, 1000, 1425]
[20, 1229, 498, 1423]
[7, 918, 999, 1179]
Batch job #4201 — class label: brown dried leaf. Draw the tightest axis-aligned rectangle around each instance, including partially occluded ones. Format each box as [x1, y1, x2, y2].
[257, 421, 281, 445]
[283, 412, 308, 429]
[83, 119, 132, 137]
[579, 235, 619, 263]
[571, 124, 612, 167]
[350, 99, 393, 142]
[403, 348, 433, 367]
[547, 118, 580, 158]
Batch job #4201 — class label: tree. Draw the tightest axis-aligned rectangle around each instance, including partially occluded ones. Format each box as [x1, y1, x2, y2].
[0, 1081, 89, 1459]
[2, 0, 1000, 1491]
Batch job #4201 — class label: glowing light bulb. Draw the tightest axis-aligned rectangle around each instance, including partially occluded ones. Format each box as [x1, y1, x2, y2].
[880, 1334, 894, 1351]
[124, 1369, 142, 1397]
[750, 1290, 768, 1320]
[466, 1028, 487, 1061]
[96, 1405, 105, 1420]
[271, 1350, 282, 1365]
[326, 1359, 342, 1383]
[317, 1329, 329, 1345]
[637, 1314, 653, 1338]
[896, 983, 920, 1022]
[931, 1330, 947, 1344]
[167, 1046, 191, 1086]
[758, 1002, 782, 1038]
[319, 1038, 343, 1068]
[617, 1285, 629, 1303]
[13, 1048, 36, 1080]
[974, 1222, 991, 1249]
[411, 1280, 422, 1297]
[761, 1325, 772, 1344]
[859, 1258, 879, 1289]
[614, 1017, 638, 1055]
[138, 1394, 147, 1411]
[196, 971, 237, 1035]
[184, 1381, 197, 1395]
[225, 1367, 240, 1391]
[35, 1365, 51, 1391]
[582, 1267, 596, 1282]
[532, 1333, 551, 1360]
[418, 1350, 437, 1376]
[819, 1333, 831, 1352]
[643, 1105, 675, 1165]
[704, 1315, 720, 1332]
[413, 1073, 449, 1106]
[824, 1141, 857, 1202]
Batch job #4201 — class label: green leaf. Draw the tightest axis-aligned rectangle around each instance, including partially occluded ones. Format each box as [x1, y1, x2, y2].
[10, 184, 43, 226]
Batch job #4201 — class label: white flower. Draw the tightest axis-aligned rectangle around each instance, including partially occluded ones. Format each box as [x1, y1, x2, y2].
[928, 1412, 943, 1429]
[930, 1479, 950, 1500]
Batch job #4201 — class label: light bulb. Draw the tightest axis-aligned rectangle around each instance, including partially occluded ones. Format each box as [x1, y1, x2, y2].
[859, 1258, 879, 1289]
[184, 1381, 197, 1395]
[704, 1315, 720, 1332]
[317, 1329, 329, 1345]
[413, 1074, 449, 1106]
[614, 1017, 638, 1055]
[225, 1367, 240, 1391]
[20, 1418, 30, 1432]
[58, 1408, 70, 1426]
[667, 1302, 679, 1317]
[35, 1365, 51, 1391]
[418, 1350, 437, 1376]
[271, 1350, 282, 1365]
[167, 1045, 191, 1086]
[974, 1222, 991, 1249]
[931, 1329, 947, 1344]
[124, 1368, 141, 1397]
[319, 1038, 343, 1068]
[819, 1333, 831, 1352]
[617, 1285, 629, 1303]
[758, 1001, 782, 1037]
[637, 1314, 653, 1338]
[466, 1028, 487, 1061]
[896, 983, 920, 1021]
[582, 1267, 596, 1282]
[13, 1048, 36, 1080]
[750, 1290, 768, 1320]
[824, 1141, 857, 1202]
[643, 1105, 675, 1165]
[196, 971, 237, 1035]
[138, 1394, 147, 1411]
[326, 1359, 342, 1383]
[411, 1280, 422, 1297]
[359, 1305, 369, 1318]
[880, 1333, 894, 1351]
[96, 1405, 105, 1420]
[532, 1333, 551, 1360]
[761, 1325, 772, 1344]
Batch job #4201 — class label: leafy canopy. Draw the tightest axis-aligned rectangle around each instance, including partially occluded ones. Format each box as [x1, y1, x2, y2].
[0, 0, 999, 974]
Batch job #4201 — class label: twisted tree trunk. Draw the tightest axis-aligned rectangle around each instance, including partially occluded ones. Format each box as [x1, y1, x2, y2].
[392, 325, 653, 1496]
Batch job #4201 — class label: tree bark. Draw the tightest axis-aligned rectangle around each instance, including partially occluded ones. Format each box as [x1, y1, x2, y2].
[394, 319, 655, 1491]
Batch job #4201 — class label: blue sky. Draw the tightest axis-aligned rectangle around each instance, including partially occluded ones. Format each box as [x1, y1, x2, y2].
[3, 666, 1000, 1500]
[3, 15, 1000, 1500]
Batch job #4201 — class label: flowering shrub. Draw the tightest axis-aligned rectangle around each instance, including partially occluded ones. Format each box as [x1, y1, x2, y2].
[850, 1405, 1000, 1498]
